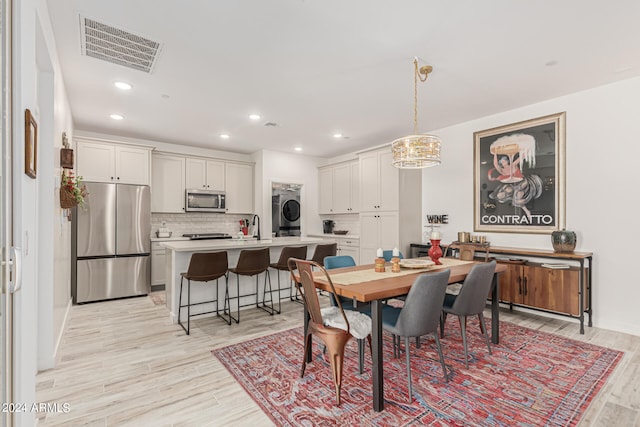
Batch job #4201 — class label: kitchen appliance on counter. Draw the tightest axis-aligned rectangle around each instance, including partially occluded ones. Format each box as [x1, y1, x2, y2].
[323, 220, 335, 234]
[182, 233, 233, 240]
[72, 182, 151, 303]
[272, 182, 302, 237]
[185, 189, 226, 212]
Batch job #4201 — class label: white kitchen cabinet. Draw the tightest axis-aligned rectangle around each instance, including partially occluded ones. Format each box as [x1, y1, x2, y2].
[318, 160, 359, 214]
[151, 242, 167, 287]
[185, 157, 225, 191]
[359, 148, 398, 212]
[359, 211, 399, 262]
[77, 140, 150, 185]
[151, 154, 186, 213]
[338, 238, 360, 264]
[225, 162, 254, 214]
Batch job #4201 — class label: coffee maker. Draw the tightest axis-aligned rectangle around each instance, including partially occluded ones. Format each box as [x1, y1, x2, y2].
[323, 220, 335, 234]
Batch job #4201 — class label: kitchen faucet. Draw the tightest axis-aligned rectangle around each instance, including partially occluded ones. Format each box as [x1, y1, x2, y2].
[252, 214, 261, 240]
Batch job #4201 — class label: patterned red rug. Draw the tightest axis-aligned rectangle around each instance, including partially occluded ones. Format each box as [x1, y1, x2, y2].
[213, 318, 622, 426]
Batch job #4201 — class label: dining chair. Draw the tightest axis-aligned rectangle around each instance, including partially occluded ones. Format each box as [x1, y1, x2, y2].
[310, 243, 338, 266]
[178, 251, 229, 334]
[287, 258, 372, 406]
[324, 255, 370, 373]
[381, 269, 450, 402]
[382, 250, 404, 262]
[440, 260, 497, 368]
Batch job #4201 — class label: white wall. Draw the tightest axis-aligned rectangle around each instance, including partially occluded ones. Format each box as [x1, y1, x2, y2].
[254, 149, 324, 237]
[422, 76, 640, 336]
[12, 0, 74, 425]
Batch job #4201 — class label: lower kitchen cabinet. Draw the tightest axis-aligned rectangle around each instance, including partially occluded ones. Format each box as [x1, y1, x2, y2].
[151, 242, 167, 287]
[498, 261, 588, 316]
[338, 238, 359, 264]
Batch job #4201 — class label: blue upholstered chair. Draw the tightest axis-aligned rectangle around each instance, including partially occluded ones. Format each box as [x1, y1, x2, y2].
[324, 255, 356, 270]
[382, 250, 404, 262]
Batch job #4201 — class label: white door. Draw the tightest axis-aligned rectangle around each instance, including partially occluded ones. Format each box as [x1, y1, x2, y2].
[1, 2, 15, 422]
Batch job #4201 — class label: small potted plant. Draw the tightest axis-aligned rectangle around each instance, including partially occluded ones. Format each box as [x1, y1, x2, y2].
[60, 170, 88, 208]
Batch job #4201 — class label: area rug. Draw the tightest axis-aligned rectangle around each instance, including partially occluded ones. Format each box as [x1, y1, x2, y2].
[212, 318, 622, 426]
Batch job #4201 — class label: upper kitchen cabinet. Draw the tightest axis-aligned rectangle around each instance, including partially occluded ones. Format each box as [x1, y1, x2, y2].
[225, 162, 254, 214]
[359, 148, 398, 212]
[76, 139, 151, 185]
[318, 160, 359, 214]
[185, 157, 225, 191]
[151, 153, 185, 213]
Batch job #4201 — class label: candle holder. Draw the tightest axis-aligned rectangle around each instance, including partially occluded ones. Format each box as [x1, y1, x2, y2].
[374, 257, 386, 272]
[428, 239, 443, 265]
[391, 256, 401, 273]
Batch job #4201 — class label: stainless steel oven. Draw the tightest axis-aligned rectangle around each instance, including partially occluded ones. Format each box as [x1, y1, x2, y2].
[185, 189, 226, 212]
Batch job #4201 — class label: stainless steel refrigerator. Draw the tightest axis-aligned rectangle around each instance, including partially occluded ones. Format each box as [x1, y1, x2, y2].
[72, 182, 151, 303]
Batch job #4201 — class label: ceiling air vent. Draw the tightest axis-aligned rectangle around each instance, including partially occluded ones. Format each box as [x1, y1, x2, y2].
[80, 16, 161, 73]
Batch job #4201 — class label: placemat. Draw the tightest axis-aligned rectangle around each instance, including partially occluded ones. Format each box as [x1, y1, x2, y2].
[328, 258, 473, 286]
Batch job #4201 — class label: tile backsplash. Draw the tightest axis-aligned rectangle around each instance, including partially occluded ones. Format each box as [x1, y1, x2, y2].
[318, 214, 360, 235]
[151, 213, 255, 236]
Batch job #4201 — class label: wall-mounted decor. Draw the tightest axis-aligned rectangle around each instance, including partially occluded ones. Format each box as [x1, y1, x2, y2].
[474, 112, 566, 234]
[25, 109, 38, 179]
[60, 131, 74, 168]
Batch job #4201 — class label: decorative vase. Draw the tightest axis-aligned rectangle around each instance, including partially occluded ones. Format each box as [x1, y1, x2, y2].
[428, 239, 443, 265]
[551, 229, 577, 252]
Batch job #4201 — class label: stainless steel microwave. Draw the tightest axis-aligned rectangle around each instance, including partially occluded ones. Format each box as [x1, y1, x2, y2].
[185, 189, 226, 212]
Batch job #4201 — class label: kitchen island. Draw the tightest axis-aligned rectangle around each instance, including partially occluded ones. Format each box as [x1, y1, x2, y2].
[161, 237, 324, 324]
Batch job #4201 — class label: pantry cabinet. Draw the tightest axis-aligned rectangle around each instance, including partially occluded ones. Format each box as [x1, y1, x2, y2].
[151, 154, 185, 213]
[77, 139, 151, 185]
[185, 158, 225, 191]
[359, 148, 398, 212]
[318, 160, 359, 214]
[359, 211, 399, 262]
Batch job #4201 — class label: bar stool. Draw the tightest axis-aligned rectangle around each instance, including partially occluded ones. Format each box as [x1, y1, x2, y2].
[225, 247, 275, 323]
[270, 245, 308, 304]
[310, 243, 337, 266]
[178, 251, 229, 335]
[310, 243, 337, 297]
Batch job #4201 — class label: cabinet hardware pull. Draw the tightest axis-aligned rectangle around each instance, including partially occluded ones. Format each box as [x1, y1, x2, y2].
[523, 277, 528, 296]
[518, 277, 522, 295]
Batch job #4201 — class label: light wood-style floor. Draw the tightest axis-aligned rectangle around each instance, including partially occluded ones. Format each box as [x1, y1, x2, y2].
[36, 292, 640, 426]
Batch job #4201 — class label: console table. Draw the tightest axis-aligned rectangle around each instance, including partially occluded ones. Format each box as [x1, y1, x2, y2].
[445, 244, 593, 334]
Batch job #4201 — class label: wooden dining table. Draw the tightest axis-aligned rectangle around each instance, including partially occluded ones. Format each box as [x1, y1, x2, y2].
[307, 258, 507, 412]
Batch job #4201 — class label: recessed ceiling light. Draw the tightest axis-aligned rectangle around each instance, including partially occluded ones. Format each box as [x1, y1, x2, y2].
[294, 147, 303, 152]
[114, 81, 132, 90]
[333, 133, 343, 139]
[249, 114, 261, 120]
[110, 114, 124, 120]
[220, 134, 230, 139]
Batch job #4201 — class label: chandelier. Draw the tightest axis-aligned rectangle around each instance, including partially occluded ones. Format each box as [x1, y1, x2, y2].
[391, 58, 441, 168]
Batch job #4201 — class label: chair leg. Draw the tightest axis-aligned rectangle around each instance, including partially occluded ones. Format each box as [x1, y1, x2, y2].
[358, 339, 364, 375]
[178, 276, 187, 334]
[404, 336, 413, 402]
[440, 312, 447, 338]
[325, 335, 350, 406]
[416, 336, 421, 348]
[433, 332, 448, 382]
[478, 313, 492, 355]
[459, 316, 469, 368]
[301, 332, 311, 378]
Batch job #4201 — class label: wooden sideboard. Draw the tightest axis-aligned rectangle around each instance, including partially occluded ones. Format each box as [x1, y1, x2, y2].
[445, 243, 593, 334]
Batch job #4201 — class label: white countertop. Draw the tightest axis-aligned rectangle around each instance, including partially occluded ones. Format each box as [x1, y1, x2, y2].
[150, 236, 190, 242]
[160, 236, 325, 251]
[307, 233, 360, 240]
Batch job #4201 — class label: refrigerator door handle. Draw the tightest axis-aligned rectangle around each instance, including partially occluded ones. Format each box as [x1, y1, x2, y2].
[8, 246, 22, 293]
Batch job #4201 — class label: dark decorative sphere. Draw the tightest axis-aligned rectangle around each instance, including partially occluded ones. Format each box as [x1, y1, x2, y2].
[551, 229, 577, 252]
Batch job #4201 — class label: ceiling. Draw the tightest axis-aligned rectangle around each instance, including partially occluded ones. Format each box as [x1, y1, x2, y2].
[46, 1, 640, 158]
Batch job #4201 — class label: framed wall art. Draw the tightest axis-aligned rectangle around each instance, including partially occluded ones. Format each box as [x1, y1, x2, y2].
[25, 108, 37, 179]
[473, 112, 566, 234]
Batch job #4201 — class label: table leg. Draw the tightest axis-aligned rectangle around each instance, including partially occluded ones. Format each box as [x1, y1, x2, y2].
[372, 299, 384, 411]
[491, 274, 499, 344]
[579, 259, 585, 334]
